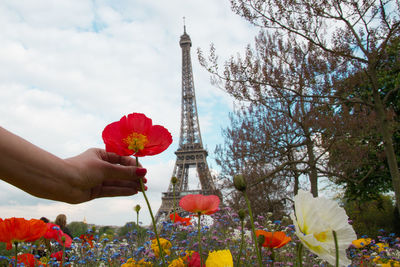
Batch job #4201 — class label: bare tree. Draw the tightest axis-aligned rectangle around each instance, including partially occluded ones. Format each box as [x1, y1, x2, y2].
[200, 31, 337, 197]
[215, 105, 294, 216]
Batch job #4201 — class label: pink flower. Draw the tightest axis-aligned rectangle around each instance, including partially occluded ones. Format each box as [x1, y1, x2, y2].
[179, 194, 220, 215]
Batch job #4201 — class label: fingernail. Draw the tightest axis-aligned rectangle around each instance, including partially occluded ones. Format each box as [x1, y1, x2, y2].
[135, 167, 147, 177]
[143, 178, 147, 183]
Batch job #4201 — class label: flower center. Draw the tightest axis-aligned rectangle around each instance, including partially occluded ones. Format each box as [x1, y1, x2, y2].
[123, 132, 148, 152]
[313, 231, 329, 242]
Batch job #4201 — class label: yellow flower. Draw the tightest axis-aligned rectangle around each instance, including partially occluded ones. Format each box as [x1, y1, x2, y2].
[373, 242, 389, 253]
[290, 190, 357, 267]
[352, 238, 372, 248]
[168, 257, 185, 267]
[381, 262, 400, 267]
[121, 258, 153, 267]
[206, 250, 233, 267]
[151, 238, 172, 258]
[39, 257, 49, 264]
[373, 256, 400, 267]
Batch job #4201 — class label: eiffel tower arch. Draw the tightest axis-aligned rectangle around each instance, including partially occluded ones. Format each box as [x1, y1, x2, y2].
[155, 26, 221, 222]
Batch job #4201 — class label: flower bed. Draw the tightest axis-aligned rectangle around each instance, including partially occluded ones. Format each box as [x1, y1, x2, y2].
[1, 203, 400, 266]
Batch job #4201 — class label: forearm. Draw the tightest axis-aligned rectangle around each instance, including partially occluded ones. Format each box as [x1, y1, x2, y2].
[0, 127, 77, 200]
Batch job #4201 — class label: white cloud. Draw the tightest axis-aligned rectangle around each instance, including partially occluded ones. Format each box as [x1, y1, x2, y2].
[0, 0, 257, 226]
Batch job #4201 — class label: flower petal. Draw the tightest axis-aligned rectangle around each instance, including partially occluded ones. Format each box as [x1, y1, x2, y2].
[291, 190, 356, 267]
[0, 218, 47, 250]
[136, 125, 172, 157]
[102, 113, 172, 157]
[179, 194, 220, 215]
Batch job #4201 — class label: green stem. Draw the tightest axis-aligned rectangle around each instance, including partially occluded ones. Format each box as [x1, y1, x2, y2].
[140, 179, 166, 266]
[136, 157, 166, 267]
[61, 242, 66, 266]
[244, 192, 263, 267]
[198, 213, 203, 267]
[235, 219, 245, 267]
[136, 210, 141, 248]
[172, 184, 176, 222]
[14, 242, 18, 267]
[296, 242, 303, 267]
[333, 230, 339, 267]
[269, 248, 275, 265]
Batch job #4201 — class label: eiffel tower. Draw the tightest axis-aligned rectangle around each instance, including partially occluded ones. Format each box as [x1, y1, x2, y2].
[155, 26, 220, 222]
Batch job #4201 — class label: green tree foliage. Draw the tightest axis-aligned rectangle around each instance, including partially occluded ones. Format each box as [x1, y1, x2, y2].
[117, 222, 146, 238]
[326, 36, 400, 201]
[344, 195, 400, 238]
[67, 221, 88, 238]
[98, 226, 115, 237]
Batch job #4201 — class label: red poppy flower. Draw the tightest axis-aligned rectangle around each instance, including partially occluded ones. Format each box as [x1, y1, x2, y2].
[169, 212, 192, 226]
[10, 253, 45, 267]
[255, 230, 291, 248]
[44, 223, 72, 248]
[0, 217, 47, 250]
[102, 113, 172, 157]
[187, 251, 204, 267]
[179, 194, 220, 215]
[51, 251, 64, 261]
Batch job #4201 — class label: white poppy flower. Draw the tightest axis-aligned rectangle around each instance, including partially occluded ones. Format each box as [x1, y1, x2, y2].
[290, 190, 356, 267]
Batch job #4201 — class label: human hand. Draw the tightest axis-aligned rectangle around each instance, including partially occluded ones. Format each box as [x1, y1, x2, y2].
[0, 127, 147, 204]
[62, 148, 147, 204]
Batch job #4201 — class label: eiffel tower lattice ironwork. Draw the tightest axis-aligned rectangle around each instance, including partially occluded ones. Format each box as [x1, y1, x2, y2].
[155, 26, 220, 222]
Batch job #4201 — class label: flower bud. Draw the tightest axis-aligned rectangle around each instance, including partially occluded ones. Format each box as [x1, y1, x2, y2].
[238, 209, 246, 220]
[171, 176, 178, 185]
[233, 174, 247, 192]
[134, 204, 141, 213]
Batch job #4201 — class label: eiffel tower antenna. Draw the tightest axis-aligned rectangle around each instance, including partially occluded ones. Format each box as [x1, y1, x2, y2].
[155, 25, 221, 222]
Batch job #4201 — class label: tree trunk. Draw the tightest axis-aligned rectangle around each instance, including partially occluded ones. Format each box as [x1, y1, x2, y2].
[370, 68, 400, 215]
[305, 134, 318, 197]
[289, 148, 300, 196]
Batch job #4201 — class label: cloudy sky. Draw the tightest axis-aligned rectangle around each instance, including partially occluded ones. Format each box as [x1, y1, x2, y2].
[0, 0, 257, 226]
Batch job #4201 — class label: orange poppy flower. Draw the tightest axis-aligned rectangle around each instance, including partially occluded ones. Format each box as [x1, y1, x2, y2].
[102, 113, 172, 157]
[169, 212, 192, 226]
[10, 253, 45, 267]
[80, 233, 94, 248]
[179, 194, 220, 215]
[0, 217, 47, 250]
[255, 230, 291, 248]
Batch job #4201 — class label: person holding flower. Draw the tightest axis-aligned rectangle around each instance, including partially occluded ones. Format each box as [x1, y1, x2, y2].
[0, 126, 147, 204]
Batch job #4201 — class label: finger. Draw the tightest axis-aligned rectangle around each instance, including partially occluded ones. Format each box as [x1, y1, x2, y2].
[101, 151, 142, 167]
[102, 180, 141, 188]
[102, 163, 141, 182]
[101, 179, 146, 192]
[91, 186, 139, 199]
[135, 167, 147, 177]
